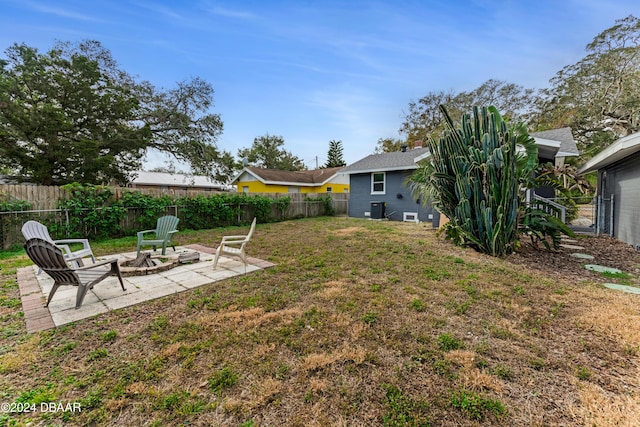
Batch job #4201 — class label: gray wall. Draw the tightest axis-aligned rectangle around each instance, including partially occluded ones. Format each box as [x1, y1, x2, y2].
[598, 150, 640, 249]
[348, 171, 433, 222]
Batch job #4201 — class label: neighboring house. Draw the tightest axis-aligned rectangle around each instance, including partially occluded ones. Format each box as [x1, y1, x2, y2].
[340, 147, 432, 222]
[231, 166, 349, 194]
[579, 131, 640, 249]
[342, 128, 580, 223]
[129, 171, 233, 192]
[530, 127, 580, 167]
[529, 127, 581, 199]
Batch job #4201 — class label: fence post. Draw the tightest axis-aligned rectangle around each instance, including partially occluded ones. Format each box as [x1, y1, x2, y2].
[64, 208, 70, 237]
[610, 194, 615, 237]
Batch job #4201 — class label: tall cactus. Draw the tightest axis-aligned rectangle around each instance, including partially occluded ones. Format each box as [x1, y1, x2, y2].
[409, 105, 537, 257]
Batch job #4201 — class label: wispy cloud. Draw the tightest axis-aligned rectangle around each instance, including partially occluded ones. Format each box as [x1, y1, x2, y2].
[22, 0, 97, 21]
[132, 1, 184, 21]
[205, 5, 256, 20]
[307, 86, 396, 141]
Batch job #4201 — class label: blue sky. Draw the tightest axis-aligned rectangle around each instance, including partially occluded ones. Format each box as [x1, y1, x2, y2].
[1, 0, 638, 171]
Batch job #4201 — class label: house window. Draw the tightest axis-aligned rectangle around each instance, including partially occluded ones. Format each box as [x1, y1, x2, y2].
[326, 187, 333, 193]
[371, 172, 385, 194]
[242, 186, 249, 193]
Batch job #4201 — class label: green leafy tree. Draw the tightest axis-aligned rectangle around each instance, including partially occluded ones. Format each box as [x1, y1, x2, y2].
[238, 134, 306, 170]
[0, 41, 148, 185]
[534, 15, 640, 157]
[373, 137, 418, 153]
[323, 140, 346, 167]
[400, 80, 539, 147]
[0, 40, 229, 185]
[136, 76, 229, 181]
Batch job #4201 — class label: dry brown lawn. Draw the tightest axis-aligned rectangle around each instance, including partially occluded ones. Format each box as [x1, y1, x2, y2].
[1, 217, 639, 426]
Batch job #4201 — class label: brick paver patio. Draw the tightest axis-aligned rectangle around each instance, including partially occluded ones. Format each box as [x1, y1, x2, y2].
[17, 244, 275, 333]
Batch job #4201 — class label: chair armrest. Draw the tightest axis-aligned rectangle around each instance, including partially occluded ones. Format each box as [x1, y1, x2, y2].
[221, 235, 249, 242]
[53, 238, 91, 248]
[167, 230, 178, 237]
[54, 243, 73, 256]
[137, 230, 156, 239]
[75, 258, 118, 271]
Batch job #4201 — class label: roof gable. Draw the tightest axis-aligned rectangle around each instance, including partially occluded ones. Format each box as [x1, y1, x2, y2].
[233, 167, 345, 186]
[131, 171, 229, 189]
[530, 127, 579, 158]
[341, 148, 431, 174]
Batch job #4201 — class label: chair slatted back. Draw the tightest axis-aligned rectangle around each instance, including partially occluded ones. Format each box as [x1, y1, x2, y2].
[245, 217, 257, 241]
[155, 216, 179, 239]
[22, 220, 55, 243]
[24, 238, 80, 286]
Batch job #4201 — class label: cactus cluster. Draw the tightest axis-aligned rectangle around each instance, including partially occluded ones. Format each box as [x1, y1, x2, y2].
[409, 105, 539, 257]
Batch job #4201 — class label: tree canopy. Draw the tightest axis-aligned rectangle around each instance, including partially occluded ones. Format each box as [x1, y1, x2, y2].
[399, 80, 538, 151]
[397, 15, 640, 162]
[238, 134, 306, 171]
[534, 14, 640, 157]
[323, 140, 346, 168]
[0, 40, 229, 185]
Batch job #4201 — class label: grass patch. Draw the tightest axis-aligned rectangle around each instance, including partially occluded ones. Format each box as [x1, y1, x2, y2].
[438, 334, 464, 352]
[382, 384, 431, 427]
[208, 366, 239, 395]
[450, 389, 506, 421]
[1, 218, 639, 425]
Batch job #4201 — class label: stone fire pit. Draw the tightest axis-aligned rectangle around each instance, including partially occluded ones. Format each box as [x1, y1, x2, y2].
[118, 251, 200, 277]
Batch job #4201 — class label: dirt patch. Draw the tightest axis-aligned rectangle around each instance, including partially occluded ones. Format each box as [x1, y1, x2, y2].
[509, 234, 640, 286]
[329, 226, 369, 236]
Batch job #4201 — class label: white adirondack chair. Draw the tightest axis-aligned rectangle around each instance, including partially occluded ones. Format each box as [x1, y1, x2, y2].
[213, 217, 257, 269]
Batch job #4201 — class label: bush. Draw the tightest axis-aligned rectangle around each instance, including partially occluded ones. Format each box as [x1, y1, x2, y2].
[57, 183, 125, 238]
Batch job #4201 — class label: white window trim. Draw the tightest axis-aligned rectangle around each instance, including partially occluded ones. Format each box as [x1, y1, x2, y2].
[371, 172, 386, 195]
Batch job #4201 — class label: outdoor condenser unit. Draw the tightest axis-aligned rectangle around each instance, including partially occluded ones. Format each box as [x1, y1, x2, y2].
[370, 201, 385, 219]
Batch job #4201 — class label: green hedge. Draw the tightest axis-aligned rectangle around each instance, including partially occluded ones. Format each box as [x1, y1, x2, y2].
[52, 184, 291, 239]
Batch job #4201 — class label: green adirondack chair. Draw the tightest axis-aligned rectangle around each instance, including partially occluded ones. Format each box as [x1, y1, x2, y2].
[136, 215, 180, 256]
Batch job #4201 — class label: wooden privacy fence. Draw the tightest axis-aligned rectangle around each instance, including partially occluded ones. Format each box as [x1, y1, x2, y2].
[1, 184, 350, 212]
[0, 184, 68, 210]
[0, 190, 349, 250]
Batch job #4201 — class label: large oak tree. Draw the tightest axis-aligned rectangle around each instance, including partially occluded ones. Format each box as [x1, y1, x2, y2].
[534, 15, 640, 158]
[396, 80, 539, 152]
[0, 40, 229, 185]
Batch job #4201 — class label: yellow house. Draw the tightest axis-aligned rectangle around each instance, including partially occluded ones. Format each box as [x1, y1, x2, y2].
[232, 166, 349, 194]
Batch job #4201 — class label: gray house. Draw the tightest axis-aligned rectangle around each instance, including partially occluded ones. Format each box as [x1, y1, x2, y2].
[340, 147, 433, 222]
[529, 127, 580, 199]
[579, 131, 640, 249]
[530, 127, 580, 166]
[342, 129, 579, 224]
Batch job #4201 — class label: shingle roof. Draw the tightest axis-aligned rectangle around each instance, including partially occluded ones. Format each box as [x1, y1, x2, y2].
[131, 171, 229, 189]
[341, 147, 431, 174]
[242, 166, 345, 185]
[530, 127, 579, 157]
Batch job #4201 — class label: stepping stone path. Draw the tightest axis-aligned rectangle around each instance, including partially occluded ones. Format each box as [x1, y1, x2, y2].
[584, 264, 622, 274]
[561, 238, 639, 294]
[571, 253, 595, 260]
[560, 243, 585, 250]
[603, 283, 640, 294]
